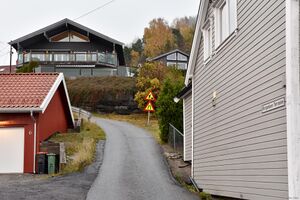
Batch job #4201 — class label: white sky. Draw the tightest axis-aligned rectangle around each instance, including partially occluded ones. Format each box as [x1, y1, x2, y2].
[0, 0, 199, 65]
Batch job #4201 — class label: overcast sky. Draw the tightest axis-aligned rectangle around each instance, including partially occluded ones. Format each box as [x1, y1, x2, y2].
[0, 0, 199, 65]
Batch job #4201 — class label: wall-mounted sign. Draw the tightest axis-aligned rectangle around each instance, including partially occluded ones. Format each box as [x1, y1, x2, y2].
[262, 98, 285, 113]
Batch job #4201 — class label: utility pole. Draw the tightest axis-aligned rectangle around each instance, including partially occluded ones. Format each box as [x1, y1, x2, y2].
[9, 42, 12, 74]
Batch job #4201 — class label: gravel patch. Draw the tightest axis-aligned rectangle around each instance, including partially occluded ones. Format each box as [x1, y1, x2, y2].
[0, 141, 105, 200]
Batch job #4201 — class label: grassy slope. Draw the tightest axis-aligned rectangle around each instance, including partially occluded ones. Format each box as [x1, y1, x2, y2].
[66, 76, 136, 109]
[49, 120, 105, 174]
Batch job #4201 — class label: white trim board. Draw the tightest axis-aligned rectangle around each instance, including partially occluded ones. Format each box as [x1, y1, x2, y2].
[183, 98, 186, 161]
[286, 0, 300, 198]
[185, 0, 209, 85]
[40, 73, 74, 127]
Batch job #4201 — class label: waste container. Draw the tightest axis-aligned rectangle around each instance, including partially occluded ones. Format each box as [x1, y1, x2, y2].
[36, 152, 48, 174]
[47, 153, 56, 174]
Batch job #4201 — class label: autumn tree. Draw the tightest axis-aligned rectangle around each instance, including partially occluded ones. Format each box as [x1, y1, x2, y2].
[134, 62, 168, 109]
[143, 18, 176, 58]
[124, 38, 144, 67]
[172, 16, 196, 53]
[130, 50, 140, 67]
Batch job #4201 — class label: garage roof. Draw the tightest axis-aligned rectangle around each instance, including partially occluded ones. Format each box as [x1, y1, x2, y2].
[0, 73, 74, 123]
[0, 73, 57, 109]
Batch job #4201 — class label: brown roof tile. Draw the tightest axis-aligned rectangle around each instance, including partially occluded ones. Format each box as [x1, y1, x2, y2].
[0, 73, 59, 108]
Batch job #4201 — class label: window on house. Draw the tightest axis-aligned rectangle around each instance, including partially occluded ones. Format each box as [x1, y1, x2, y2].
[214, 0, 237, 47]
[177, 53, 188, 61]
[167, 53, 176, 60]
[51, 31, 89, 42]
[177, 63, 187, 70]
[202, 19, 212, 61]
[167, 62, 177, 66]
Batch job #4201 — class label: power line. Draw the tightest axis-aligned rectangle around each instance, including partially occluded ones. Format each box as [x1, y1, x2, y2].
[0, 44, 9, 53]
[74, 0, 116, 21]
[0, 51, 9, 58]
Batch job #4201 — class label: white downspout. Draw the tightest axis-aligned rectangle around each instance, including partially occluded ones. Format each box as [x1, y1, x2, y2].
[183, 98, 186, 161]
[30, 111, 37, 174]
[286, 0, 300, 198]
[191, 77, 194, 178]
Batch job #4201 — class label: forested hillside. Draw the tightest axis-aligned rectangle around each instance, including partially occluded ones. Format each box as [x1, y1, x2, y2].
[124, 16, 196, 67]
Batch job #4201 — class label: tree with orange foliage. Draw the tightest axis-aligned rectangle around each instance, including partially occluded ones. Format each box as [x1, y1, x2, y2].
[130, 50, 140, 67]
[172, 16, 196, 53]
[143, 18, 177, 58]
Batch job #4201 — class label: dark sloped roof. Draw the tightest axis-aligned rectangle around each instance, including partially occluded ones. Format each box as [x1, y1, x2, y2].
[147, 49, 189, 62]
[176, 82, 192, 99]
[9, 18, 124, 47]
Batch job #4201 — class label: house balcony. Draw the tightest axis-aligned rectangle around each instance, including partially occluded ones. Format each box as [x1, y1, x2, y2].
[18, 51, 118, 67]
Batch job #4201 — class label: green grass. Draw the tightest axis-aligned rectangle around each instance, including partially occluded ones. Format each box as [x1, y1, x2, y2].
[49, 120, 105, 174]
[93, 112, 162, 144]
[173, 173, 199, 194]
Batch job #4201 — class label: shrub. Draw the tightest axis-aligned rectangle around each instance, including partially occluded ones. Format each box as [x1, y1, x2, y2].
[16, 61, 39, 73]
[156, 69, 184, 142]
[66, 76, 137, 112]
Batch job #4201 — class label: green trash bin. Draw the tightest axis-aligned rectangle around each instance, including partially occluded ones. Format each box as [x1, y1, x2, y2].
[47, 153, 56, 174]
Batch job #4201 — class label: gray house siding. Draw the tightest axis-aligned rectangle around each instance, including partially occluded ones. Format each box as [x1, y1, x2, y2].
[192, 0, 288, 199]
[184, 92, 192, 161]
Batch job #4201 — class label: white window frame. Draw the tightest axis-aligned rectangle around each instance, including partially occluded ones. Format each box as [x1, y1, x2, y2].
[202, 18, 213, 61]
[214, 0, 237, 48]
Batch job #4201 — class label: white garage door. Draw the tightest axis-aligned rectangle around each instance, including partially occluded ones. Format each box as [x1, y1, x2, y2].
[0, 127, 24, 173]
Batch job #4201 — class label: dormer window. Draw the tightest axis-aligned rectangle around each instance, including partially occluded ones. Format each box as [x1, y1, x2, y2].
[202, 18, 213, 61]
[214, 0, 237, 47]
[51, 31, 89, 42]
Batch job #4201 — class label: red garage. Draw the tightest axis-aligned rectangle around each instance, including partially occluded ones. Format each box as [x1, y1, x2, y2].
[0, 73, 74, 173]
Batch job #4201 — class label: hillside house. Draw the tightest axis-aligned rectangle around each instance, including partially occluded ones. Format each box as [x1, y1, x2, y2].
[181, 0, 300, 199]
[147, 49, 189, 70]
[9, 19, 126, 77]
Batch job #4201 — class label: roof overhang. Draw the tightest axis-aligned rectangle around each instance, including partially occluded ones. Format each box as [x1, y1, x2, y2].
[0, 73, 75, 128]
[0, 108, 42, 113]
[185, 0, 209, 85]
[148, 49, 189, 62]
[9, 18, 124, 49]
[175, 82, 192, 99]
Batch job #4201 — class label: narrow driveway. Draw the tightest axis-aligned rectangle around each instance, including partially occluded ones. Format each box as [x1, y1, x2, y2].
[87, 118, 198, 200]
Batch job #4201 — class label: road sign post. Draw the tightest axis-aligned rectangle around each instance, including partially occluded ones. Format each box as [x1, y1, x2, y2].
[144, 91, 156, 126]
[148, 111, 150, 126]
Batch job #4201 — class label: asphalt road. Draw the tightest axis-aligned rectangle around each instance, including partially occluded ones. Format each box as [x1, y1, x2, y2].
[87, 118, 198, 200]
[0, 141, 105, 200]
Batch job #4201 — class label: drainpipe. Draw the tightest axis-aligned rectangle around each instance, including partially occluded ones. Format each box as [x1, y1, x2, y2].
[30, 111, 37, 174]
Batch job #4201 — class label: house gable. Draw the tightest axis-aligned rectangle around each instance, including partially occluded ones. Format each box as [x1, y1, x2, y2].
[37, 83, 70, 142]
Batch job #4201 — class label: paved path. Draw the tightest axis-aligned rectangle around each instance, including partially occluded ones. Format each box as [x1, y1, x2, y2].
[87, 118, 198, 200]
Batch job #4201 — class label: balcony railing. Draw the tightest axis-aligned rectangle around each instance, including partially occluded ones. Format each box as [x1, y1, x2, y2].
[19, 52, 118, 66]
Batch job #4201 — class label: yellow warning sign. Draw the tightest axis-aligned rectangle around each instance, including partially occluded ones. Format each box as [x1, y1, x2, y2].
[144, 101, 155, 112]
[145, 91, 156, 101]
